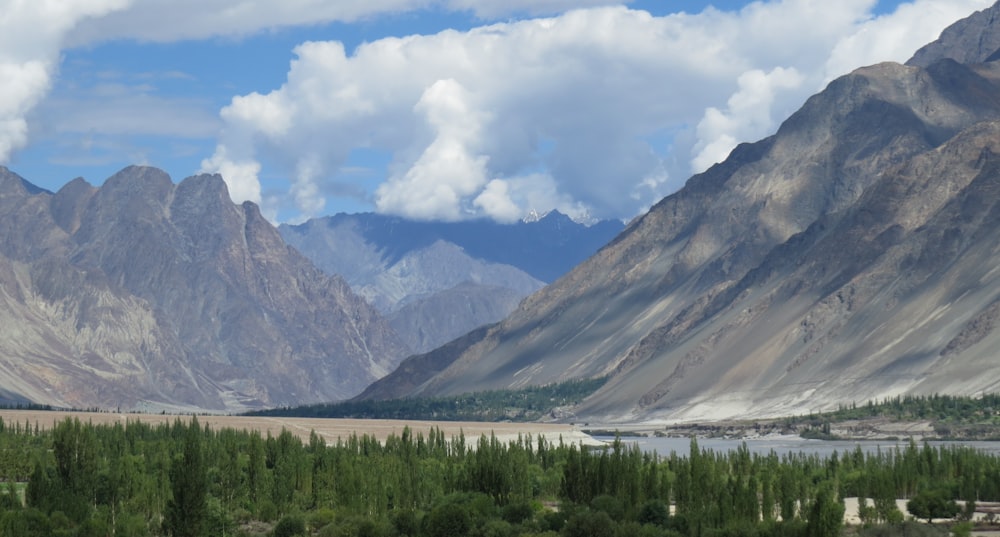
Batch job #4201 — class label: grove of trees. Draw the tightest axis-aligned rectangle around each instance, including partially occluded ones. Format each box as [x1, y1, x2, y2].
[0, 415, 996, 536]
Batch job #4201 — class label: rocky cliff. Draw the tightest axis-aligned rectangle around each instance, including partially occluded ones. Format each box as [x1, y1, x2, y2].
[0, 166, 409, 412]
[359, 2, 1000, 422]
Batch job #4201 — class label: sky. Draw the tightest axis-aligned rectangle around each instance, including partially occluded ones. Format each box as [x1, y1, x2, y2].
[1, 0, 994, 224]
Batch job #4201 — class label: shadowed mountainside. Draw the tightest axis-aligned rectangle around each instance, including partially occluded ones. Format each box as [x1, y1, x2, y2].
[358, 2, 1000, 422]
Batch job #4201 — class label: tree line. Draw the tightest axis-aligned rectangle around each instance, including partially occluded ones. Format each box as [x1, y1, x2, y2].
[247, 378, 608, 422]
[0, 415, 998, 536]
[782, 393, 1000, 440]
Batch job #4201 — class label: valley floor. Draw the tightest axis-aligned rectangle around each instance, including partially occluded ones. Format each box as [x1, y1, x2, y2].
[0, 408, 603, 446]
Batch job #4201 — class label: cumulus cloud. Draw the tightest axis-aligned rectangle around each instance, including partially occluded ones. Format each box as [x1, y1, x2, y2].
[201, 0, 993, 223]
[374, 79, 491, 221]
[824, 0, 994, 80]
[7, 0, 991, 223]
[0, 0, 130, 163]
[692, 67, 805, 172]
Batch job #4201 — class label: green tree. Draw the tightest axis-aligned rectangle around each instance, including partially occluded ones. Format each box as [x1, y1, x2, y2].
[636, 500, 670, 528]
[50, 418, 98, 522]
[272, 514, 307, 537]
[805, 484, 843, 537]
[424, 502, 471, 537]
[562, 509, 616, 537]
[164, 419, 207, 537]
[907, 488, 958, 523]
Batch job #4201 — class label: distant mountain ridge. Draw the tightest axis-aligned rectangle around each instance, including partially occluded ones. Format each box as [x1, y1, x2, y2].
[283, 211, 623, 283]
[280, 211, 623, 353]
[0, 166, 409, 412]
[358, 1, 1000, 422]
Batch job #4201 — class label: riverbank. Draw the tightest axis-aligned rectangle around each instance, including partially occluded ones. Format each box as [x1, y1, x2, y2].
[586, 416, 999, 442]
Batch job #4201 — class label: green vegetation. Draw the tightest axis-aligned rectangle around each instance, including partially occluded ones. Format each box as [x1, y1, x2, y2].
[906, 488, 958, 523]
[804, 394, 1000, 422]
[247, 377, 609, 422]
[0, 414, 997, 535]
[782, 393, 1000, 440]
[799, 422, 840, 441]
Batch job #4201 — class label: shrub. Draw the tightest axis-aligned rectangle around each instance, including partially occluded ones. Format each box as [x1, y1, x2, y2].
[272, 514, 306, 537]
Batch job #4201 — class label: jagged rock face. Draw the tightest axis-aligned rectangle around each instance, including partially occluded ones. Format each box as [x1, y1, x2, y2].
[361, 18, 1000, 421]
[0, 166, 409, 412]
[280, 212, 622, 353]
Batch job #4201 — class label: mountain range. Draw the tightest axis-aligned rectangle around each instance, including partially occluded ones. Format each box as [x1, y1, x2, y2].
[0, 166, 409, 412]
[280, 213, 622, 353]
[4, 3, 1000, 421]
[357, 1, 1000, 422]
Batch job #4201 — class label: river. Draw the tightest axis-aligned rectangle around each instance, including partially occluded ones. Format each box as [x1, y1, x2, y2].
[593, 435, 1000, 458]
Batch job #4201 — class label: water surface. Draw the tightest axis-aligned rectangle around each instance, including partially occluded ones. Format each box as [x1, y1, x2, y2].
[595, 435, 1000, 458]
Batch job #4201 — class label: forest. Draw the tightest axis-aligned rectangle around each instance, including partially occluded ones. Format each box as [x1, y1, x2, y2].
[247, 378, 608, 422]
[0, 415, 997, 536]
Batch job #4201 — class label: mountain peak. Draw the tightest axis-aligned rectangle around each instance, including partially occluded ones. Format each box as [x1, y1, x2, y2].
[176, 172, 230, 199]
[907, 0, 1000, 67]
[0, 167, 48, 197]
[99, 166, 174, 211]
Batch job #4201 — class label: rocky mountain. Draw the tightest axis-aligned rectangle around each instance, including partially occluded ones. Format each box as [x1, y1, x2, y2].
[907, 1, 1000, 67]
[280, 212, 623, 353]
[358, 2, 1000, 422]
[0, 166, 409, 412]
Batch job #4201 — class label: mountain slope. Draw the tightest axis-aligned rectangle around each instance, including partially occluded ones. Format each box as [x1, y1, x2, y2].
[0, 166, 409, 412]
[907, 2, 1000, 67]
[280, 212, 622, 353]
[359, 11, 1000, 421]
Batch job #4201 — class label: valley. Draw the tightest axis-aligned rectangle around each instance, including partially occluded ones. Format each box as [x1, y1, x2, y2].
[5, 1, 1000, 536]
[6, 1, 1000, 422]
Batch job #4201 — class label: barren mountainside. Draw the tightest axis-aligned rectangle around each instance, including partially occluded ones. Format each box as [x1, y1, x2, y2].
[359, 3, 1000, 422]
[0, 166, 409, 412]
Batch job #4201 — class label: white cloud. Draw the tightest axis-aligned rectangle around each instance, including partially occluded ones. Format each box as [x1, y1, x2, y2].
[824, 0, 994, 81]
[7, 0, 993, 224]
[207, 0, 998, 223]
[64, 0, 625, 45]
[65, 0, 428, 44]
[473, 179, 521, 222]
[692, 67, 805, 171]
[200, 145, 261, 205]
[374, 79, 490, 221]
[444, 0, 623, 19]
[0, 0, 130, 164]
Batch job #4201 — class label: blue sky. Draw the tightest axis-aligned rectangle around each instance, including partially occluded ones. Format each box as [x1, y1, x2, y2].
[1, 0, 993, 223]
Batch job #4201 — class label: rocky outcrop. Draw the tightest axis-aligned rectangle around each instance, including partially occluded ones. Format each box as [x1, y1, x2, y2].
[361, 6, 1000, 422]
[0, 166, 409, 412]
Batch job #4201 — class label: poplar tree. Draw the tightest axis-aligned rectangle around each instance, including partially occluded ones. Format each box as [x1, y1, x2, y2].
[806, 483, 844, 537]
[164, 419, 207, 537]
